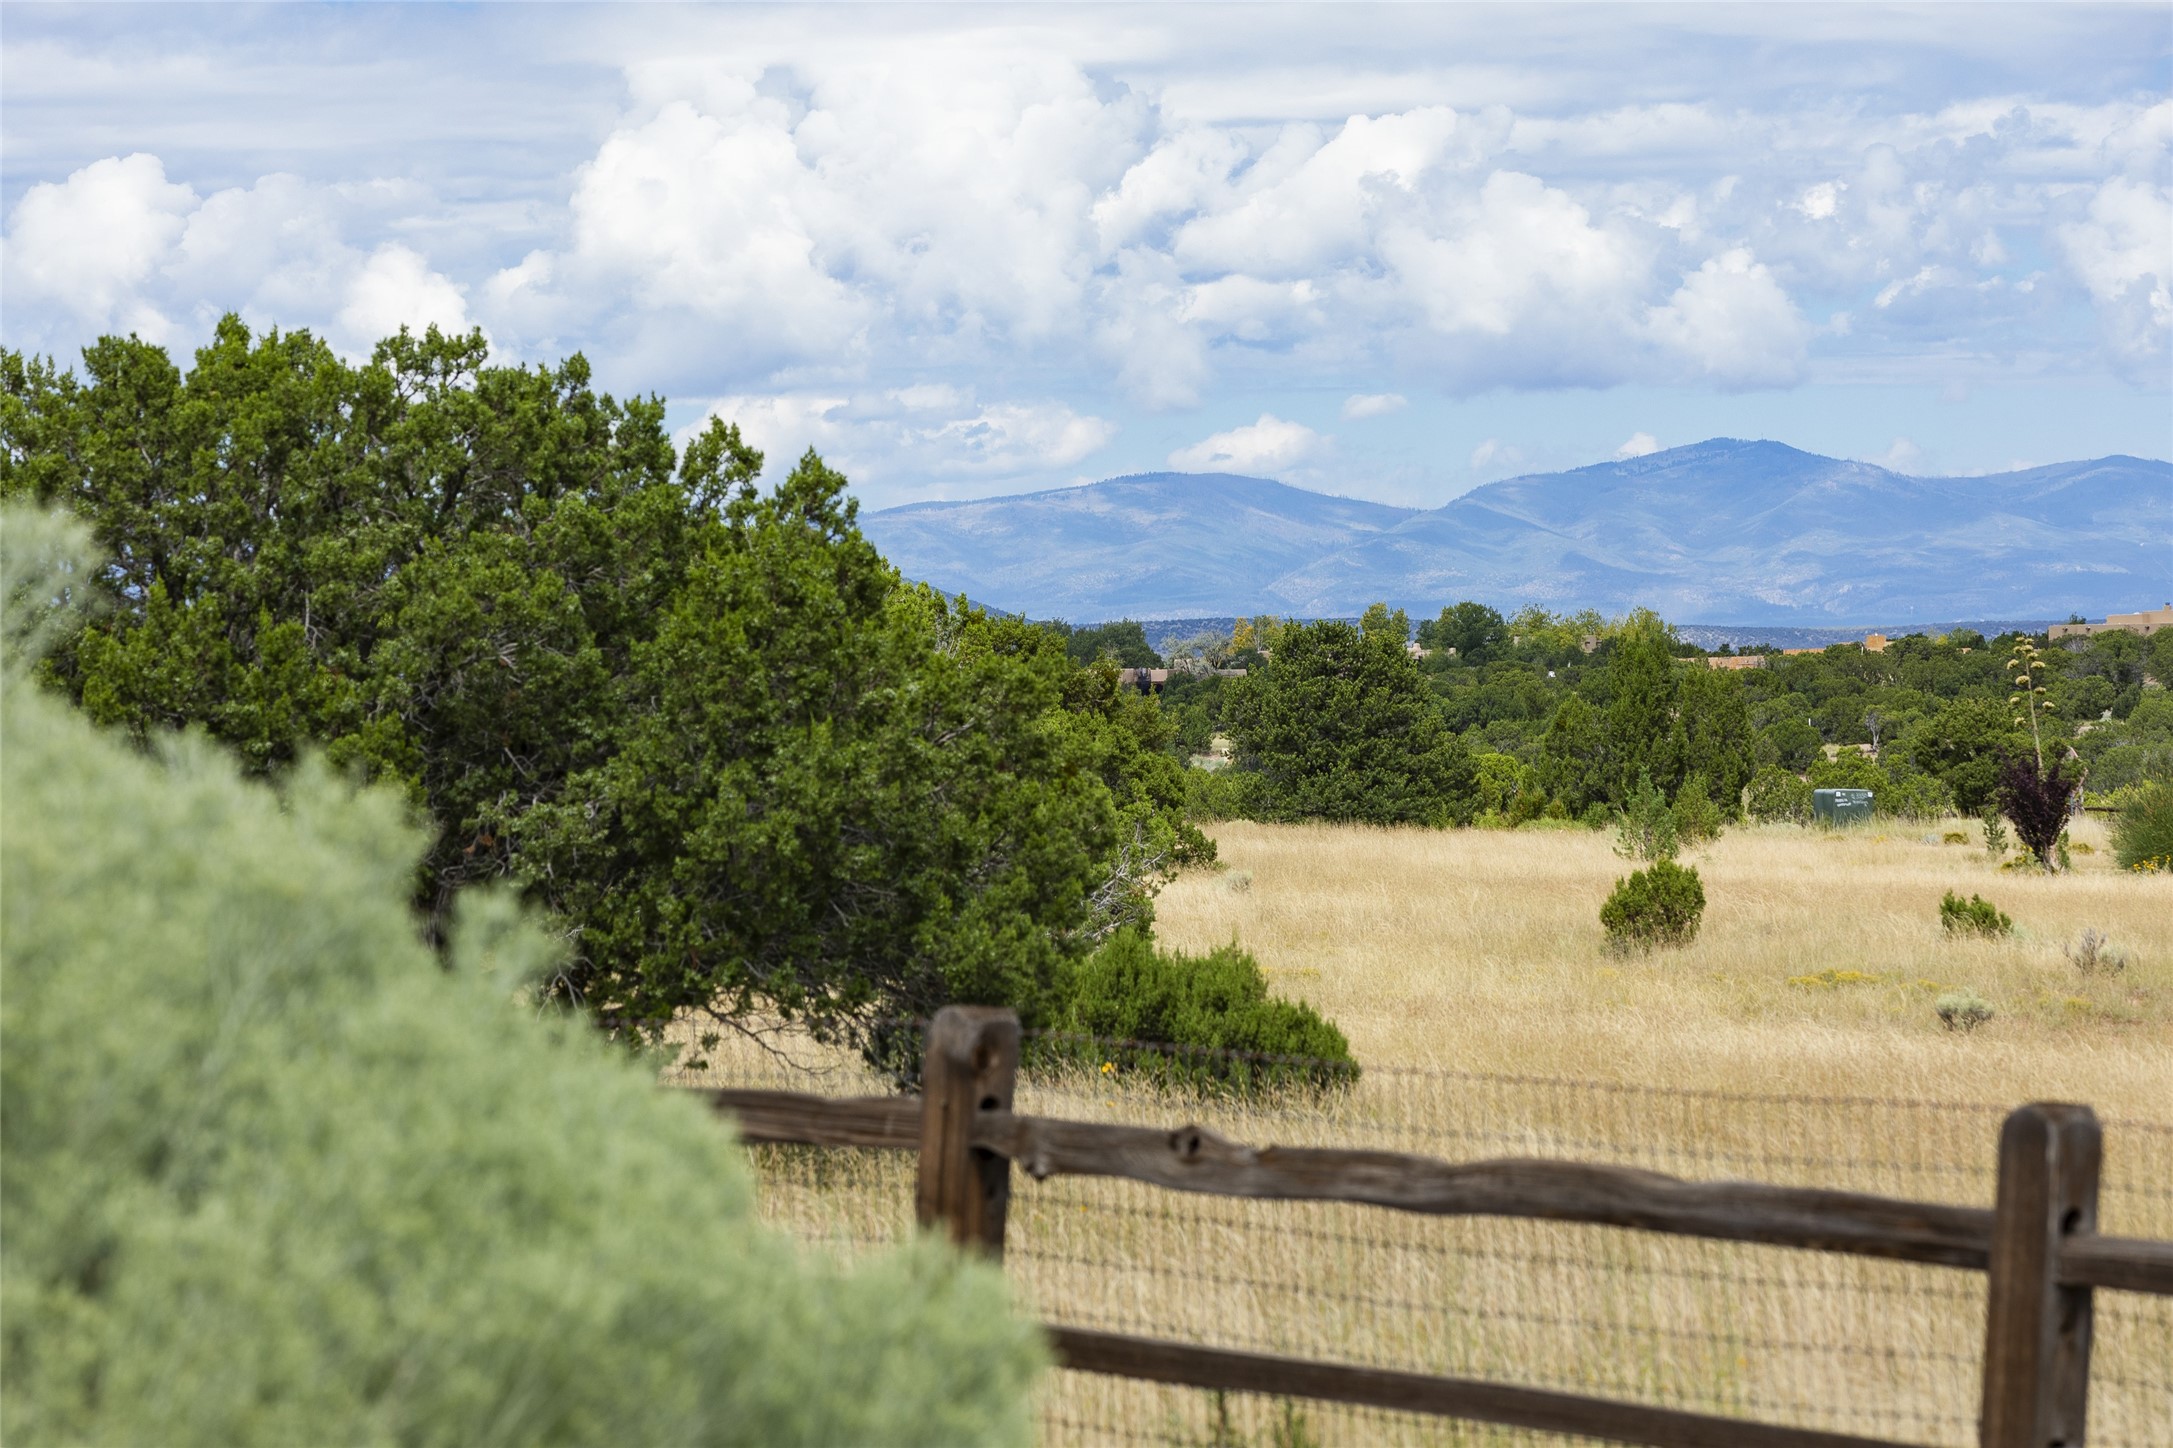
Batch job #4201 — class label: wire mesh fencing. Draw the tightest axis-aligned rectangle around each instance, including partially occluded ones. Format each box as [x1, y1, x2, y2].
[664, 1024, 2173, 1448]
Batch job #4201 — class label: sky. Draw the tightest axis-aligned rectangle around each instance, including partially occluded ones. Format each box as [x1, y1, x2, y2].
[2, 2, 2169, 510]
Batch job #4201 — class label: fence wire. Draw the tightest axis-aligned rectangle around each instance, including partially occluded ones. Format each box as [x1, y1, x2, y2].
[665, 1026, 2173, 1448]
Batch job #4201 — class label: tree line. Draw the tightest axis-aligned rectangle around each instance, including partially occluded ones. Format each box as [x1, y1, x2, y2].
[1157, 599, 2172, 834]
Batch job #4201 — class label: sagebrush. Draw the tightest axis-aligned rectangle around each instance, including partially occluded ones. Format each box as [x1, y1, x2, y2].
[0, 508, 1040, 1448]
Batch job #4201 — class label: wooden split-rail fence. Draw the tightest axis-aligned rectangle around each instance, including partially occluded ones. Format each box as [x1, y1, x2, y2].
[688, 1006, 2173, 1448]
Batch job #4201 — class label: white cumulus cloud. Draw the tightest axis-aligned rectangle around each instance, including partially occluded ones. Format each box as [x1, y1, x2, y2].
[1168, 414, 1326, 473]
[1865, 437, 1927, 473]
[3, 9, 2168, 502]
[4, 152, 195, 334]
[1469, 438, 1527, 477]
[694, 388, 1115, 502]
[338, 243, 474, 350]
[2055, 176, 2172, 376]
[1342, 392, 1408, 420]
[1646, 248, 1809, 388]
[1615, 432, 1662, 459]
[0, 151, 482, 358]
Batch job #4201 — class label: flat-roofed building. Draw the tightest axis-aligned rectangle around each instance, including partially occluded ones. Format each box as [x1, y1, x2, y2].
[2049, 607, 2173, 642]
[1115, 667, 1170, 692]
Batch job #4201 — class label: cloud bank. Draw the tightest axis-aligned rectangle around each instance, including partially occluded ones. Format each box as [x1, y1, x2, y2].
[2, 7, 2166, 505]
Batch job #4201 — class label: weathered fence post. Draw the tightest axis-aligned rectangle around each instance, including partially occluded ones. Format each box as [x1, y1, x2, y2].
[1980, 1102, 2101, 1448]
[915, 1006, 1021, 1257]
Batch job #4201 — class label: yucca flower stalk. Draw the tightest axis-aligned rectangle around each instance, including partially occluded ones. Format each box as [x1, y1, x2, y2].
[2006, 638, 2053, 769]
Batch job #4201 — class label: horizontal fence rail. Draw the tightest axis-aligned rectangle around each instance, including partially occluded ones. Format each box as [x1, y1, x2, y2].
[1047, 1327, 1905, 1448]
[686, 1009, 2173, 1448]
[695, 1085, 2173, 1296]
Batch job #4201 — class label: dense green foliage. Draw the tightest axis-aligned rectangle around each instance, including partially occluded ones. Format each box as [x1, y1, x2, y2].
[2110, 780, 2173, 871]
[1222, 605, 1477, 826]
[1043, 929, 1357, 1092]
[1175, 596, 2167, 836]
[1415, 600, 1508, 664]
[1804, 751, 1957, 820]
[1745, 764, 1813, 823]
[0, 323, 1210, 1060]
[2073, 691, 2173, 796]
[0, 510, 1041, 1447]
[1613, 770, 1680, 862]
[1053, 617, 1163, 668]
[1599, 859, 1707, 951]
[1940, 890, 2013, 937]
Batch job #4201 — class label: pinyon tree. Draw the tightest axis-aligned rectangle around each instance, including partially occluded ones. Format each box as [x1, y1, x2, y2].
[1, 321, 1138, 1060]
[1223, 604, 1478, 826]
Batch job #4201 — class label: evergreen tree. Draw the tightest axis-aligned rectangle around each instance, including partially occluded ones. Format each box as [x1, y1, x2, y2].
[1601, 611, 1680, 801]
[1223, 607, 1477, 826]
[1670, 665, 1758, 814]
[0, 322, 1128, 1058]
[1537, 694, 1608, 812]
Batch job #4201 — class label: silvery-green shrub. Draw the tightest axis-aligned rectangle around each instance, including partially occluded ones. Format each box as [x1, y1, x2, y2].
[1936, 990, 1996, 1033]
[0, 507, 1041, 1447]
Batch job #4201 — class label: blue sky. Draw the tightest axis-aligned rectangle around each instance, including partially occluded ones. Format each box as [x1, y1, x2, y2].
[3, 2, 2168, 508]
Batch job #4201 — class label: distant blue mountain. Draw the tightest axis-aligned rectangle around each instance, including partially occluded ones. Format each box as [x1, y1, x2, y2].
[859, 472, 1414, 620]
[859, 441, 2173, 624]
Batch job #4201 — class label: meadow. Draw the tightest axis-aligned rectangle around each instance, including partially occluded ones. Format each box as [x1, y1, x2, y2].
[1156, 815, 2172, 1115]
[677, 817, 2173, 1447]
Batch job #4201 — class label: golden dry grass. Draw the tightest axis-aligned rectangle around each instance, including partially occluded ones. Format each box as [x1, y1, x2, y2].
[1154, 815, 2173, 1117]
[671, 817, 2173, 1448]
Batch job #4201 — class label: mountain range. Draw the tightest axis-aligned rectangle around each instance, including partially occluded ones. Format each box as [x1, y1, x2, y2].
[858, 439, 2172, 625]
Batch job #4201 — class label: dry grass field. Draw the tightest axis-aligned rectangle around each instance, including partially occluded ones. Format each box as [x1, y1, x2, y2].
[673, 816, 2173, 1447]
[1155, 815, 2173, 1117]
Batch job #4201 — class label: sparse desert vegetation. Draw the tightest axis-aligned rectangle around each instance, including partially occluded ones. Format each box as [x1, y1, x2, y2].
[1153, 816, 2170, 1112]
[688, 814, 2171, 1445]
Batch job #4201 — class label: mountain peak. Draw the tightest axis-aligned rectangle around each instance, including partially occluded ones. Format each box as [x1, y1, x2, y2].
[860, 444, 2171, 624]
[860, 470, 1414, 620]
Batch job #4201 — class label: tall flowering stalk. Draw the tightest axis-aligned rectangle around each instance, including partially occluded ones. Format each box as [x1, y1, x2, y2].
[2007, 639, 2053, 769]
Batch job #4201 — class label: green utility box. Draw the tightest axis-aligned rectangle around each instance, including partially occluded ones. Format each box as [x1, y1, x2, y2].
[1812, 787, 1874, 825]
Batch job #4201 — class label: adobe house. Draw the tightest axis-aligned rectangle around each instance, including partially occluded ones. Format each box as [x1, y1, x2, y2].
[1780, 634, 1888, 656]
[2049, 606, 2173, 643]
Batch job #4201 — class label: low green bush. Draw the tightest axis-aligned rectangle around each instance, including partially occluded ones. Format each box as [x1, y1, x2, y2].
[2110, 779, 2173, 871]
[1185, 764, 1257, 821]
[0, 510, 1040, 1448]
[1875, 770, 1958, 821]
[1745, 765, 1812, 824]
[1042, 929, 1358, 1093]
[1599, 859, 1707, 951]
[1613, 770, 1679, 862]
[1670, 772, 1723, 844]
[1940, 890, 2012, 938]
